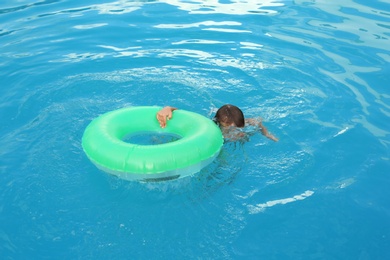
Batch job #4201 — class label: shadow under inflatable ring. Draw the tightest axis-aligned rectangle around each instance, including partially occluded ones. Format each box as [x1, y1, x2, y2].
[82, 106, 223, 181]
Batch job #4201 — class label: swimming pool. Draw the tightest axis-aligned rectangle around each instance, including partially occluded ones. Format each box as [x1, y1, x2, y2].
[1, 0, 389, 258]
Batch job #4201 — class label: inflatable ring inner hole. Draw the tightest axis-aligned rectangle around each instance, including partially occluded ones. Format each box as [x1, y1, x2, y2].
[122, 131, 182, 146]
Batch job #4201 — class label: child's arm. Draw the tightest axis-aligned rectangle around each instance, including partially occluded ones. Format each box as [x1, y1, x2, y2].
[156, 106, 177, 128]
[246, 118, 279, 142]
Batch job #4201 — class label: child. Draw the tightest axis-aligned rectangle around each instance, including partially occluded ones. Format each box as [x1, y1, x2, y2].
[156, 104, 278, 142]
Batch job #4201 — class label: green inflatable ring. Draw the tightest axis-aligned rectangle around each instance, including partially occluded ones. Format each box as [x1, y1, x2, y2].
[82, 106, 223, 181]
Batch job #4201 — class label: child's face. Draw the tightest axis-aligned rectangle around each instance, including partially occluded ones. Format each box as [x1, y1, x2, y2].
[219, 120, 236, 128]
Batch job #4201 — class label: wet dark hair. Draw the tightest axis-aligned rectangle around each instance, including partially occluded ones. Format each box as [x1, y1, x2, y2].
[213, 104, 245, 127]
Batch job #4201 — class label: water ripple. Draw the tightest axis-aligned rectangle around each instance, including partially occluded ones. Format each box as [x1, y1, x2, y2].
[0, 0, 61, 15]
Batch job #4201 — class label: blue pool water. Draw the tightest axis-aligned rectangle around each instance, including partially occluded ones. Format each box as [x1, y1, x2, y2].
[1, 0, 389, 259]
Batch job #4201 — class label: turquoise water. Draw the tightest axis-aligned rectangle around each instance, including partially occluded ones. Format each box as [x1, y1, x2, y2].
[1, 0, 389, 259]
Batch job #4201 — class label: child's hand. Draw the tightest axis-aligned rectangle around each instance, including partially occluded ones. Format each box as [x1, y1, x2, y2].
[246, 118, 279, 142]
[156, 106, 177, 128]
[266, 134, 279, 142]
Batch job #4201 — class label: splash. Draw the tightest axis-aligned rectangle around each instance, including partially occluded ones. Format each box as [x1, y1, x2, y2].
[247, 190, 314, 214]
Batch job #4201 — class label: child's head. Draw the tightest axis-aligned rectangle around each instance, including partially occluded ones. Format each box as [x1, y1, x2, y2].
[214, 104, 245, 127]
